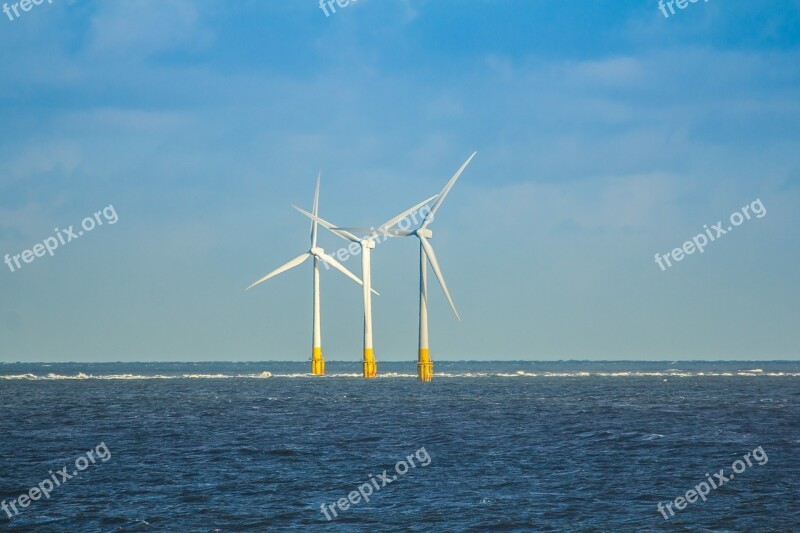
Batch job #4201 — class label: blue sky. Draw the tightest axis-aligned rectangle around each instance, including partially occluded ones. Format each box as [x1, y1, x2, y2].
[1, 0, 798, 362]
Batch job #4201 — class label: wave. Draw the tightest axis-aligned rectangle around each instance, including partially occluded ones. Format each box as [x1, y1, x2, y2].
[0, 372, 274, 380]
[1, 371, 798, 380]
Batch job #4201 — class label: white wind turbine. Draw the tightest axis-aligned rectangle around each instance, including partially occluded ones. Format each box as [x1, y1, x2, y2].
[293, 195, 437, 378]
[245, 173, 370, 376]
[409, 152, 475, 381]
[339, 152, 476, 381]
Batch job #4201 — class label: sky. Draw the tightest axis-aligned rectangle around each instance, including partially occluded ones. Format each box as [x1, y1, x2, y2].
[1, 0, 798, 362]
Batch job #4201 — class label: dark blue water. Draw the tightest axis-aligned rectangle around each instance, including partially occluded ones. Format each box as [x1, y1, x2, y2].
[1, 361, 798, 531]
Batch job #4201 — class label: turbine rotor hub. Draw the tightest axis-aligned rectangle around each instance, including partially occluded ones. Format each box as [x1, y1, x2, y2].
[417, 227, 433, 238]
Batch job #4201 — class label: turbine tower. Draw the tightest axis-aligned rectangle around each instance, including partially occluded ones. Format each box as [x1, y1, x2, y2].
[245, 173, 368, 376]
[294, 196, 436, 378]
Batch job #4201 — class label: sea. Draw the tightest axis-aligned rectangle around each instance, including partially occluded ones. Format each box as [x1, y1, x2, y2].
[1, 360, 798, 532]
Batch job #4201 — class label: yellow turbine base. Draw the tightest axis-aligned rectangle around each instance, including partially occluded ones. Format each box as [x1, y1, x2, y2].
[311, 347, 324, 376]
[363, 348, 377, 378]
[418, 348, 433, 382]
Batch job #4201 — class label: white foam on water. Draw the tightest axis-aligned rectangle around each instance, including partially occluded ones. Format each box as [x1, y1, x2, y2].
[1, 370, 798, 380]
[0, 372, 274, 380]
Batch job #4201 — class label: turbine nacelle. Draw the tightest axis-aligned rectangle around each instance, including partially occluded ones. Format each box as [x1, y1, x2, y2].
[415, 227, 433, 239]
[310, 246, 326, 257]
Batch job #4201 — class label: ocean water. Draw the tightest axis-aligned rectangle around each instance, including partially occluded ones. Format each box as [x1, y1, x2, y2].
[0, 361, 798, 532]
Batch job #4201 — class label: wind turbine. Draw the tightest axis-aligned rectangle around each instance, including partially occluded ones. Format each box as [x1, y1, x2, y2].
[245, 173, 369, 376]
[339, 153, 476, 381]
[410, 152, 475, 381]
[293, 195, 437, 378]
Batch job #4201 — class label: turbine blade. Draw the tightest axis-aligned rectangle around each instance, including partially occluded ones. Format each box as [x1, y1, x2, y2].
[311, 172, 321, 247]
[379, 195, 438, 232]
[422, 152, 476, 227]
[246, 253, 310, 291]
[317, 251, 380, 296]
[334, 227, 415, 238]
[383, 229, 415, 237]
[419, 236, 460, 320]
[313, 172, 321, 216]
[334, 226, 382, 234]
[292, 205, 361, 243]
[317, 251, 360, 286]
